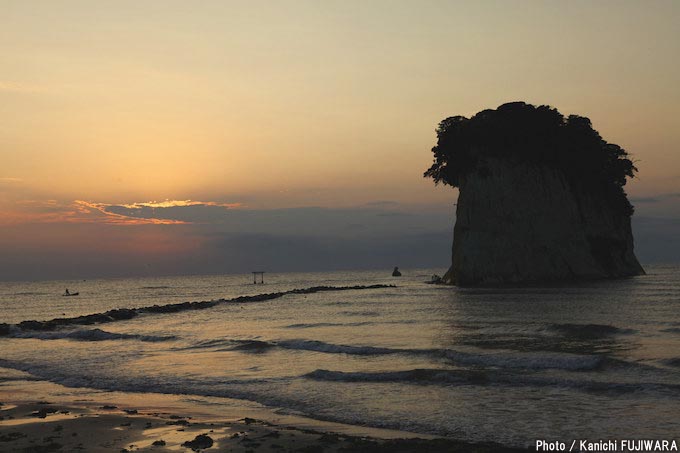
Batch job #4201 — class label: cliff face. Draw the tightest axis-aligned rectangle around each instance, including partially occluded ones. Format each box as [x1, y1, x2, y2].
[442, 157, 644, 286]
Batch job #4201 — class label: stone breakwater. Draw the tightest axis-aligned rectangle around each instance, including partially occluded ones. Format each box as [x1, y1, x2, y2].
[0, 284, 395, 335]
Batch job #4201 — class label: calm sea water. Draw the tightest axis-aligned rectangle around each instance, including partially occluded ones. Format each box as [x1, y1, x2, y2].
[1, 266, 679, 447]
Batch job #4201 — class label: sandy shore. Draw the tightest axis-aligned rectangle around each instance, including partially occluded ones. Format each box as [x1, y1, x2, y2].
[0, 376, 527, 452]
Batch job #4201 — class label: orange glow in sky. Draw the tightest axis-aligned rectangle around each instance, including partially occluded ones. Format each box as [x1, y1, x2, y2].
[1, 1, 679, 279]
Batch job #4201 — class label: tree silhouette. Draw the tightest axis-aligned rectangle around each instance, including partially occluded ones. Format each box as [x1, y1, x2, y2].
[424, 102, 637, 216]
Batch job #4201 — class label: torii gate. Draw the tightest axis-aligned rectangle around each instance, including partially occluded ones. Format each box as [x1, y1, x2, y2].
[251, 271, 265, 284]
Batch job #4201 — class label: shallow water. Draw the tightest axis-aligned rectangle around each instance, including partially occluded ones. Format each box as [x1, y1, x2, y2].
[1, 266, 679, 447]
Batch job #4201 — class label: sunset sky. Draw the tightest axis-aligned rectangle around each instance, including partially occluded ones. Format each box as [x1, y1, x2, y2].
[2, 0, 679, 280]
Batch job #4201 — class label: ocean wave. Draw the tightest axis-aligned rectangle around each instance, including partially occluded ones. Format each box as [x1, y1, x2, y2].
[210, 339, 397, 355]
[182, 338, 235, 349]
[663, 358, 680, 368]
[442, 349, 606, 371]
[180, 336, 611, 371]
[283, 320, 418, 329]
[304, 368, 680, 395]
[2, 357, 677, 445]
[185, 338, 405, 356]
[339, 310, 381, 317]
[284, 321, 375, 329]
[661, 327, 680, 334]
[8, 328, 176, 342]
[277, 340, 606, 371]
[547, 323, 635, 338]
[305, 368, 488, 384]
[277, 340, 397, 355]
[228, 340, 276, 352]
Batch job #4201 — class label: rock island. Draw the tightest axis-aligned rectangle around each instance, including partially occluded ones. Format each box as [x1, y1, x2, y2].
[425, 102, 645, 286]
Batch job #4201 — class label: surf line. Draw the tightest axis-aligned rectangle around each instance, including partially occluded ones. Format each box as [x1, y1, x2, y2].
[0, 284, 396, 334]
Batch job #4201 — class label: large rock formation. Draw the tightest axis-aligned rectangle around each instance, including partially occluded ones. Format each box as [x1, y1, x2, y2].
[425, 102, 644, 286]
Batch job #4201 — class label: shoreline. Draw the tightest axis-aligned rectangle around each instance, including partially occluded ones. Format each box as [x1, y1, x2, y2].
[0, 375, 527, 452]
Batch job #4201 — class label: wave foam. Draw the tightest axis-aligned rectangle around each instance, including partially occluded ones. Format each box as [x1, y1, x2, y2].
[278, 340, 606, 371]
[9, 328, 176, 342]
[661, 328, 680, 334]
[442, 349, 605, 371]
[181, 336, 610, 371]
[304, 368, 680, 394]
[305, 368, 488, 384]
[548, 323, 635, 338]
[276, 340, 397, 356]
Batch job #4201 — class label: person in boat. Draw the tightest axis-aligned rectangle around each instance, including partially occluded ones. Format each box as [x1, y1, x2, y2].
[392, 266, 402, 277]
[64, 288, 70, 295]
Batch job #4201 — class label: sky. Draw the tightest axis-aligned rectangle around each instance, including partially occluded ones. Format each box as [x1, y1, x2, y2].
[1, 0, 679, 281]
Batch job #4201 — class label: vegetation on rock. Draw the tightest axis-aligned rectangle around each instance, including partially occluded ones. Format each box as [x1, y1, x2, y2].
[424, 102, 637, 216]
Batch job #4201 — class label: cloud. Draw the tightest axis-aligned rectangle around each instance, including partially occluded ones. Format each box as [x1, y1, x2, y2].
[1, 199, 242, 226]
[88, 200, 243, 224]
[0, 177, 24, 191]
[73, 201, 190, 225]
[75, 200, 239, 225]
[198, 231, 452, 273]
[35, 202, 448, 236]
[0, 81, 47, 94]
[362, 200, 400, 207]
[2, 196, 679, 281]
[0, 197, 455, 280]
[117, 200, 241, 209]
[0, 199, 218, 226]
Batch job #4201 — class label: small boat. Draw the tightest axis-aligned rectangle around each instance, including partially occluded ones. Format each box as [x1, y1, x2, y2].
[62, 291, 79, 297]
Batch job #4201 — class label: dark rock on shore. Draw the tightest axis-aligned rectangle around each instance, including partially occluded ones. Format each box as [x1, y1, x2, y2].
[181, 434, 213, 451]
[29, 408, 57, 419]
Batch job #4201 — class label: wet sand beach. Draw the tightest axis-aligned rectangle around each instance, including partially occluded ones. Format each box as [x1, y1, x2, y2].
[0, 378, 525, 452]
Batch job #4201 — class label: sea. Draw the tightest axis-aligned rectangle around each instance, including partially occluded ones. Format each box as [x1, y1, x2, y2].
[1, 265, 679, 448]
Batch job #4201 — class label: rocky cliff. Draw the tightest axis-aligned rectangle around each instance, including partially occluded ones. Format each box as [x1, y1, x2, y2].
[426, 102, 644, 286]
